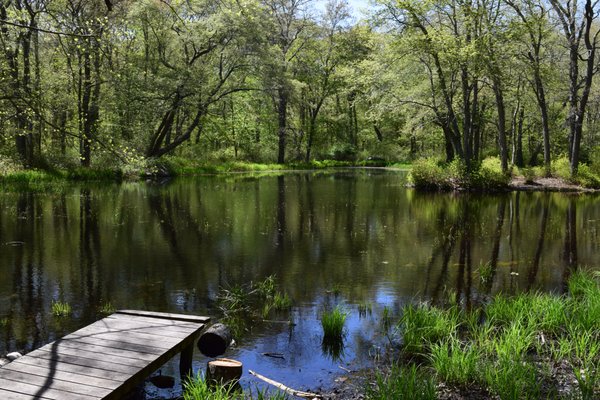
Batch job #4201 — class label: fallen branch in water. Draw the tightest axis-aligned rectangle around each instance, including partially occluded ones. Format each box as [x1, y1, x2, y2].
[249, 370, 323, 399]
[338, 365, 351, 373]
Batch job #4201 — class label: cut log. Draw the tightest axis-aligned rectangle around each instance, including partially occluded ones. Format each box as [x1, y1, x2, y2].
[206, 358, 242, 387]
[197, 323, 232, 357]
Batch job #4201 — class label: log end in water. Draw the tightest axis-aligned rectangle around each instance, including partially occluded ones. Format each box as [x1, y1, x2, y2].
[197, 323, 232, 357]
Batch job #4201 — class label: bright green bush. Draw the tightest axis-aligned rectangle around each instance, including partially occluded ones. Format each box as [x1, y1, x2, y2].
[408, 158, 452, 190]
[467, 157, 510, 190]
[552, 156, 572, 180]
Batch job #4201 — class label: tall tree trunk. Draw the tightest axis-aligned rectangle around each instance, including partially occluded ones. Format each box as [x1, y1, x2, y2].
[277, 87, 287, 164]
[493, 80, 509, 172]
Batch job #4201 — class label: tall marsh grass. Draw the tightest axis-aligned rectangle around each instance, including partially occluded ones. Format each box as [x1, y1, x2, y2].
[321, 306, 347, 340]
[377, 271, 600, 399]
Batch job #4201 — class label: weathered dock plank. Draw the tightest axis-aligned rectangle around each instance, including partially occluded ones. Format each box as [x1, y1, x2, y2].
[0, 310, 209, 399]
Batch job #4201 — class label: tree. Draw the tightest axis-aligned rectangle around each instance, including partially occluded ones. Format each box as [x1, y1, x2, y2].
[505, 0, 553, 173]
[295, 0, 350, 161]
[261, 0, 310, 163]
[549, 0, 600, 176]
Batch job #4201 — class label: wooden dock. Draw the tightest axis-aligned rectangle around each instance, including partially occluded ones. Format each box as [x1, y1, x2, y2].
[0, 310, 210, 399]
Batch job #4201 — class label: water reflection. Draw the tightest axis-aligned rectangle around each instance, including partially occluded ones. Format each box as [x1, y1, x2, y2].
[0, 171, 599, 392]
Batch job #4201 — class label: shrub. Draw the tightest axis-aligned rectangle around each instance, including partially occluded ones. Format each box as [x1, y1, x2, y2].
[467, 157, 510, 190]
[576, 164, 600, 189]
[408, 158, 452, 190]
[552, 156, 572, 180]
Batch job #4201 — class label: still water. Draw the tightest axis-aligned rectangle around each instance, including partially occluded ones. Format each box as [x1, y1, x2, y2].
[1, 169, 599, 396]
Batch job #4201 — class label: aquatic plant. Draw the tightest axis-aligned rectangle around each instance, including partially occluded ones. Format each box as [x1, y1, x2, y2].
[329, 284, 342, 296]
[367, 364, 437, 400]
[477, 261, 493, 285]
[321, 306, 347, 340]
[98, 302, 116, 315]
[272, 292, 292, 311]
[51, 301, 72, 317]
[254, 275, 276, 300]
[216, 276, 293, 338]
[380, 305, 393, 331]
[357, 301, 372, 317]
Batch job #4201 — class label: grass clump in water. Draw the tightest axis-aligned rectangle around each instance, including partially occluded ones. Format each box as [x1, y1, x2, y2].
[51, 301, 72, 317]
[98, 302, 116, 315]
[357, 301, 372, 317]
[216, 275, 293, 338]
[321, 306, 347, 340]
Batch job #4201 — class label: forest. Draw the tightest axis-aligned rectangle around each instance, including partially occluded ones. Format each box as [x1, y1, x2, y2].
[1, 0, 600, 180]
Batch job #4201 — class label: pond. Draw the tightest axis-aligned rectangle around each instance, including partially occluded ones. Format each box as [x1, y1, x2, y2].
[1, 169, 599, 397]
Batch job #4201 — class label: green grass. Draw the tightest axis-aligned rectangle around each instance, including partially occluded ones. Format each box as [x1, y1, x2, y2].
[399, 303, 460, 354]
[367, 364, 437, 400]
[98, 302, 116, 315]
[51, 301, 72, 317]
[387, 271, 600, 399]
[429, 337, 479, 385]
[321, 306, 347, 340]
[183, 373, 243, 400]
[272, 292, 292, 310]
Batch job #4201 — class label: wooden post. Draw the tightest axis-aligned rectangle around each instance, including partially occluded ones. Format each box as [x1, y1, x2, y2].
[179, 342, 194, 381]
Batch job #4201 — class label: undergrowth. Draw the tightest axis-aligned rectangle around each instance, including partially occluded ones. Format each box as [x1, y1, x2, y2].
[369, 270, 600, 399]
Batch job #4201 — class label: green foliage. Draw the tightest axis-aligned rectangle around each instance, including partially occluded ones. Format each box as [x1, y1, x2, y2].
[409, 157, 509, 191]
[576, 164, 600, 189]
[466, 157, 511, 190]
[429, 337, 479, 385]
[321, 306, 347, 340]
[408, 158, 452, 190]
[392, 272, 600, 399]
[217, 276, 293, 338]
[367, 364, 437, 400]
[51, 301, 72, 317]
[399, 303, 459, 354]
[521, 167, 536, 184]
[183, 373, 243, 400]
[552, 156, 572, 180]
[98, 302, 116, 315]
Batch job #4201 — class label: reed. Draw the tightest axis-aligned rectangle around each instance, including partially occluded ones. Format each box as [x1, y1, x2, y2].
[51, 301, 72, 317]
[321, 306, 347, 340]
[98, 302, 115, 315]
